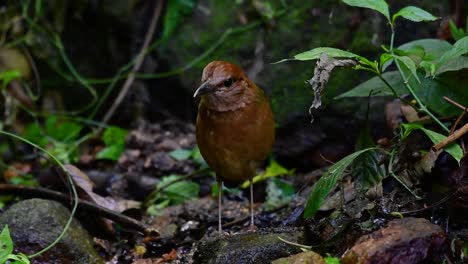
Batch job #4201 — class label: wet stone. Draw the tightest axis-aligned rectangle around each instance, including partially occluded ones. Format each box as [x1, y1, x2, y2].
[341, 217, 446, 264]
[193, 230, 303, 264]
[0, 198, 103, 264]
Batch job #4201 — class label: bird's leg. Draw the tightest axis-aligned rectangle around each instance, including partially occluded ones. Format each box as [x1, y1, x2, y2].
[248, 178, 257, 231]
[217, 179, 223, 234]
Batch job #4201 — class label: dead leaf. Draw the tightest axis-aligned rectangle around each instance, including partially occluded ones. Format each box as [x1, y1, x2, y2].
[309, 53, 357, 122]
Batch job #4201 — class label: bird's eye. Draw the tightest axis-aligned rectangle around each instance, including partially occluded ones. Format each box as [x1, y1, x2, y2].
[224, 78, 233, 87]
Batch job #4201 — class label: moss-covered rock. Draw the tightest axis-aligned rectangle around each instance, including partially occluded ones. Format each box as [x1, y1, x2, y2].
[0, 199, 103, 264]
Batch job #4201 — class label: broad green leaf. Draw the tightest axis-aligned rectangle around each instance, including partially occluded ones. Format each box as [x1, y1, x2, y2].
[342, 0, 390, 21]
[293, 47, 360, 61]
[435, 56, 468, 75]
[395, 55, 420, 83]
[401, 123, 463, 163]
[436, 36, 468, 68]
[0, 225, 14, 263]
[164, 180, 199, 205]
[336, 71, 406, 98]
[337, 70, 467, 117]
[169, 148, 192, 161]
[353, 149, 385, 191]
[241, 158, 294, 188]
[392, 6, 438, 23]
[304, 148, 377, 218]
[398, 39, 452, 62]
[353, 125, 385, 191]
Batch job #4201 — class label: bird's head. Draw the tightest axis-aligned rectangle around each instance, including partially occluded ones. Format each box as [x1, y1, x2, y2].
[194, 61, 256, 111]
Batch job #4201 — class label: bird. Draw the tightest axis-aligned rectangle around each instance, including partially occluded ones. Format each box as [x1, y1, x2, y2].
[193, 61, 275, 233]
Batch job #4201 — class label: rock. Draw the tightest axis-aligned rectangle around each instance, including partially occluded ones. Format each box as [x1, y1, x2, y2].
[0, 199, 104, 264]
[341, 217, 446, 264]
[193, 230, 303, 264]
[272, 251, 325, 264]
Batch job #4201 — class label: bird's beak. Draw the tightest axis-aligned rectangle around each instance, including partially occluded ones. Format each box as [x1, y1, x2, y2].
[193, 81, 215, 98]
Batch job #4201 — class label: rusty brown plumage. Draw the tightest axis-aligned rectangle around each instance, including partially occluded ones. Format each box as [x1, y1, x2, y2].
[194, 61, 275, 232]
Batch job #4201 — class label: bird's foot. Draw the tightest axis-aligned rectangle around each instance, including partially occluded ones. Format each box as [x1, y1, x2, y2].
[247, 223, 258, 232]
[214, 229, 230, 237]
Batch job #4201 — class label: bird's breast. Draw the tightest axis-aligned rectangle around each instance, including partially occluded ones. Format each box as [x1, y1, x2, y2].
[196, 99, 275, 181]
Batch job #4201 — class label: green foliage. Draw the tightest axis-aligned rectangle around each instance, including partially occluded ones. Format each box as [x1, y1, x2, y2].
[392, 6, 438, 23]
[147, 174, 200, 215]
[304, 148, 376, 218]
[342, 0, 390, 21]
[400, 123, 463, 163]
[449, 18, 468, 41]
[169, 145, 208, 168]
[279, 0, 465, 219]
[353, 125, 385, 191]
[96, 126, 128, 161]
[0, 225, 30, 264]
[240, 158, 294, 188]
[162, 0, 196, 41]
[0, 71, 22, 89]
[169, 149, 192, 161]
[324, 254, 341, 264]
[23, 116, 83, 163]
[7, 174, 38, 187]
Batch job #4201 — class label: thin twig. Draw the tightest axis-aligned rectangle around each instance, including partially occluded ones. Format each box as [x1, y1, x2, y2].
[0, 184, 158, 236]
[432, 123, 468, 151]
[101, 1, 164, 124]
[443, 96, 467, 112]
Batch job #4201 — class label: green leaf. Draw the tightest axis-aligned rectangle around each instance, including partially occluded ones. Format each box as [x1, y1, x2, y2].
[324, 254, 341, 264]
[241, 158, 294, 188]
[6, 253, 30, 264]
[394, 55, 420, 83]
[304, 148, 377, 218]
[401, 123, 463, 163]
[336, 70, 467, 117]
[96, 126, 127, 161]
[392, 6, 439, 23]
[449, 20, 467, 41]
[336, 71, 406, 98]
[0, 70, 21, 88]
[169, 148, 192, 161]
[45, 115, 83, 142]
[163, 178, 200, 205]
[398, 39, 452, 62]
[292, 47, 360, 61]
[342, 0, 390, 21]
[436, 36, 468, 71]
[435, 56, 468, 75]
[162, 0, 195, 40]
[379, 53, 393, 71]
[353, 149, 385, 191]
[101, 126, 127, 146]
[95, 145, 124, 161]
[353, 124, 385, 191]
[0, 225, 14, 263]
